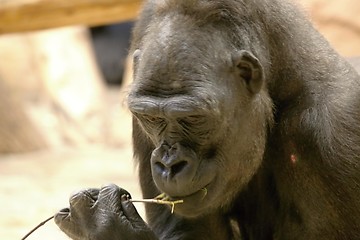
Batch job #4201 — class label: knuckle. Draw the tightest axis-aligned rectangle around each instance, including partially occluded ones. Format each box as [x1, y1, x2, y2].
[69, 189, 97, 205]
[100, 184, 131, 198]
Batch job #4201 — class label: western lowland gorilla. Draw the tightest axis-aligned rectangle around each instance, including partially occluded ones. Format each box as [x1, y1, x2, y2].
[55, 0, 360, 239]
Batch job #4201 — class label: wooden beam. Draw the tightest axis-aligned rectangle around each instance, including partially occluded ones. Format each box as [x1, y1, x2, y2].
[0, 0, 143, 34]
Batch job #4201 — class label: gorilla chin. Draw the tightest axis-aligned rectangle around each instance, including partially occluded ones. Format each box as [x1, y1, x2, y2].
[166, 182, 218, 218]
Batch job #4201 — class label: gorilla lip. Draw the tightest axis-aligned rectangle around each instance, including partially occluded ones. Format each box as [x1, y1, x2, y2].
[130, 185, 209, 214]
[167, 184, 209, 202]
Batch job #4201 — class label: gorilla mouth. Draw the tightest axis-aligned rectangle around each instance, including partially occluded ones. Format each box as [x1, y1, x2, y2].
[169, 185, 209, 201]
[162, 183, 213, 217]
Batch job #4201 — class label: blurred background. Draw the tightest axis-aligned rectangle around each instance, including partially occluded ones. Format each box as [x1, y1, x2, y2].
[0, 0, 359, 239]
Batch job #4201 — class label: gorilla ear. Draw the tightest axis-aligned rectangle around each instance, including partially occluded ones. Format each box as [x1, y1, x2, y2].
[133, 49, 141, 67]
[232, 50, 264, 94]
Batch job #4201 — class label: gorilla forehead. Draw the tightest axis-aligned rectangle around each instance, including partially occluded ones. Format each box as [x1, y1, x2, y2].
[155, 0, 244, 21]
[135, 18, 231, 97]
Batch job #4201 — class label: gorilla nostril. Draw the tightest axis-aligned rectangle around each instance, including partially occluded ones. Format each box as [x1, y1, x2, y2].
[171, 161, 188, 176]
[154, 160, 188, 178]
[155, 161, 167, 173]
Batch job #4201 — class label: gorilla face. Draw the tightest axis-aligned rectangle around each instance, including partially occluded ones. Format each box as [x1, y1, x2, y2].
[128, 16, 273, 217]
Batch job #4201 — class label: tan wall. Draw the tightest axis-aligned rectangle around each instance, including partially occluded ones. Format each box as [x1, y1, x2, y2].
[301, 0, 360, 56]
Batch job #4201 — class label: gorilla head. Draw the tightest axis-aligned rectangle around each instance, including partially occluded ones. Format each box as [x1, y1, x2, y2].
[128, 5, 274, 217]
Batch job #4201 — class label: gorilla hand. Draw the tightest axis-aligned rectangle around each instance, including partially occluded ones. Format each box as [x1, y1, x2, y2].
[55, 184, 158, 240]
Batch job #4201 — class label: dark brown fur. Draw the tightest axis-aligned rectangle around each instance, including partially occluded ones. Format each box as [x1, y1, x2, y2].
[130, 0, 360, 239]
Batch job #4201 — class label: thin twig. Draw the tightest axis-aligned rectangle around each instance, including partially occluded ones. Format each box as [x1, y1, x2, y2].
[21, 215, 54, 240]
[201, 188, 208, 199]
[130, 199, 184, 213]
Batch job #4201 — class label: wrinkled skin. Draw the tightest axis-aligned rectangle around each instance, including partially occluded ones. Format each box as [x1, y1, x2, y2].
[55, 184, 157, 240]
[55, 0, 360, 239]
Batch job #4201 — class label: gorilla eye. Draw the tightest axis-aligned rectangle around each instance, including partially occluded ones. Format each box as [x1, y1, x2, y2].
[178, 115, 209, 134]
[136, 114, 166, 136]
[142, 114, 164, 124]
[179, 115, 205, 126]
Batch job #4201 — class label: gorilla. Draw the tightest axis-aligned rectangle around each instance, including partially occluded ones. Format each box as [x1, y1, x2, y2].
[55, 0, 360, 239]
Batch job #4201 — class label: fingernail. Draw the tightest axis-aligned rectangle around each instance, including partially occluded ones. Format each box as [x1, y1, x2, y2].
[59, 208, 70, 213]
[121, 194, 130, 201]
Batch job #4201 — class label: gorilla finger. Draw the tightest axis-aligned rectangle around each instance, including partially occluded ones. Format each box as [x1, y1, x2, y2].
[54, 208, 88, 240]
[85, 188, 100, 200]
[120, 195, 148, 229]
[54, 208, 75, 233]
[70, 188, 99, 205]
[96, 184, 131, 212]
[69, 188, 99, 218]
[54, 207, 71, 224]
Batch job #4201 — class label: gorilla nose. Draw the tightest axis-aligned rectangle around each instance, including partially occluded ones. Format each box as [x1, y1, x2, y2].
[151, 142, 198, 194]
[154, 157, 189, 178]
